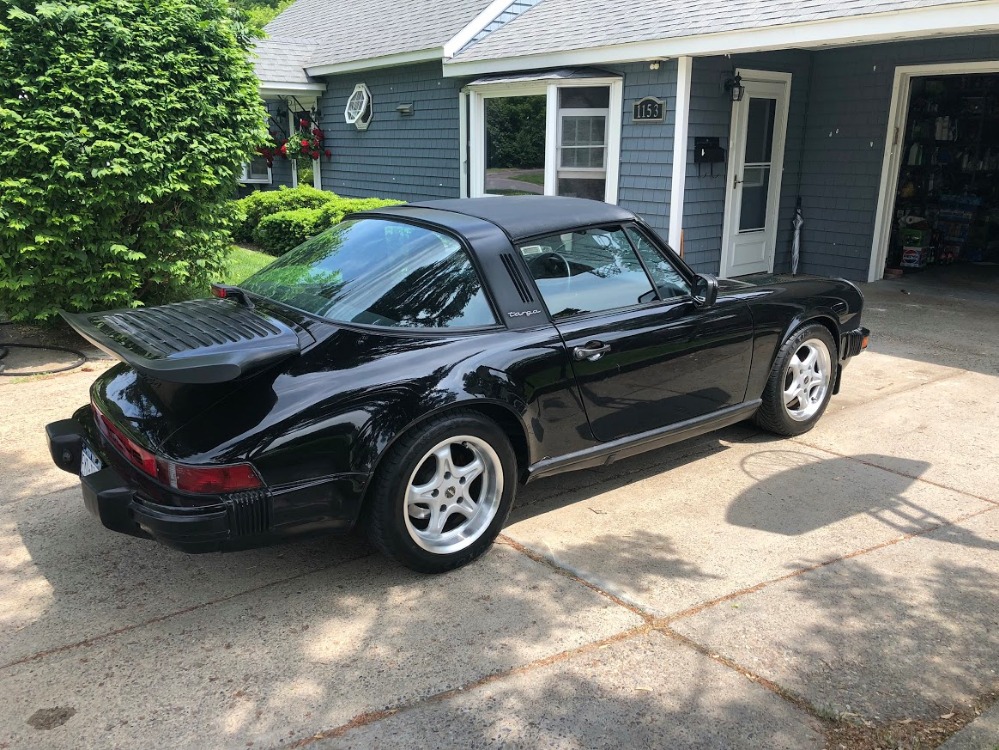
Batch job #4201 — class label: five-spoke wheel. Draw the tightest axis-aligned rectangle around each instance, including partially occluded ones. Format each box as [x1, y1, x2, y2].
[755, 323, 836, 436]
[365, 412, 516, 573]
[404, 436, 503, 555]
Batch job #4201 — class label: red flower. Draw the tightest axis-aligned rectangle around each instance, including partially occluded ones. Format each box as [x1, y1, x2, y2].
[310, 150, 320, 160]
[300, 139, 309, 148]
[299, 118, 308, 128]
[279, 143, 287, 155]
[324, 149, 331, 158]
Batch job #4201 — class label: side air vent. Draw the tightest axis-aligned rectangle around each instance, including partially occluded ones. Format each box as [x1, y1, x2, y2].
[501, 253, 534, 303]
[225, 490, 271, 536]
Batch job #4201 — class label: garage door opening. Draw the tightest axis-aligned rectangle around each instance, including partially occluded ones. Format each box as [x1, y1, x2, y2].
[875, 64, 999, 287]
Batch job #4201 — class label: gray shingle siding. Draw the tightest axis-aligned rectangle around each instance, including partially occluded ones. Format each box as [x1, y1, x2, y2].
[317, 63, 463, 200]
[798, 34, 999, 280]
[612, 62, 678, 249]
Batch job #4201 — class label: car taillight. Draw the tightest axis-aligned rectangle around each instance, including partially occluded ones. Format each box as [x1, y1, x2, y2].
[91, 401, 264, 494]
[156, 460, 263, 494]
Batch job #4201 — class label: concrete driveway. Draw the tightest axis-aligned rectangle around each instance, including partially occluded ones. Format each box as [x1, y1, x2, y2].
[1, 276, 997, 749]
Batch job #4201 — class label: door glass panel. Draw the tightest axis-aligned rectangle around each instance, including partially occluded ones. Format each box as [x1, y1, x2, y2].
[519, 227, 655, 319]
[738, 96, 777, 233]
[744, 98, 776, 163]
[739, 166, 771, 232]
[484, 95, 546, 195]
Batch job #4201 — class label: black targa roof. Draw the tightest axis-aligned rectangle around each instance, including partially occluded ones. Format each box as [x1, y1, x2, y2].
[390, 196, 637, 242]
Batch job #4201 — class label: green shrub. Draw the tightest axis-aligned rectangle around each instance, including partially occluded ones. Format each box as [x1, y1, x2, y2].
[246, 194, 405, 254]
[252, 208, 323, 255]
[0, 0, 266, 320]
[233, 185, 336, 242]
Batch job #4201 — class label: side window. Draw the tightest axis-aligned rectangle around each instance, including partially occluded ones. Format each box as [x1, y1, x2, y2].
[625, 227, 691, 298]
[519, 227, 656, 319]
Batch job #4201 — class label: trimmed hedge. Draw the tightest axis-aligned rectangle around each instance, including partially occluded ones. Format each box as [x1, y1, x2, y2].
[234, 185, 335, 242]
[244, 189, 403, 254]
[252, 208, 322, 256]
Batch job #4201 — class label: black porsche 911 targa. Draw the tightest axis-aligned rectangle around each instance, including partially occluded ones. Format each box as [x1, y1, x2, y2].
[47, 197, 868, 572]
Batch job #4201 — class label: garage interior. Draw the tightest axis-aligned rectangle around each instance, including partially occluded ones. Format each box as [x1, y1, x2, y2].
[888, 72, 999, 288]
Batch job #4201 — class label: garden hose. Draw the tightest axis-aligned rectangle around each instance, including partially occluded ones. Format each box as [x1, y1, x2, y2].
[0, 342, 88, 376]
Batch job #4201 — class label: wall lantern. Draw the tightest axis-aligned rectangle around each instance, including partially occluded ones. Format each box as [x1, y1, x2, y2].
[725, 73, 745, 102]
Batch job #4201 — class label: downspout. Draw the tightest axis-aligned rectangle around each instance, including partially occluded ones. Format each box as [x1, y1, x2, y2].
[669, 55, 693, 252]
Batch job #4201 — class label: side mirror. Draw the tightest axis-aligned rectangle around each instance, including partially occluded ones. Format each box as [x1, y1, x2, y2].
[692, 274, 718, 307]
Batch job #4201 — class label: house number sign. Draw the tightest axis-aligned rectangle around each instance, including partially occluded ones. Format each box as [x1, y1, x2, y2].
[633, 96, 665, 123]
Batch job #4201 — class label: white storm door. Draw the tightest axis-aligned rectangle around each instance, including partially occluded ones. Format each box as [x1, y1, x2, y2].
[721, 74, 790, 278]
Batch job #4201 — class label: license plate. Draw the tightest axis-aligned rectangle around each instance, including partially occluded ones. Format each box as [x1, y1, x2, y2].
[80, 444, 103, 477]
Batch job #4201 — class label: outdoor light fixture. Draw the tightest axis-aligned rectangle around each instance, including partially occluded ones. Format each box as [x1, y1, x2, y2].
[725, 73, 745, 102]
[396, 103, 414, 116]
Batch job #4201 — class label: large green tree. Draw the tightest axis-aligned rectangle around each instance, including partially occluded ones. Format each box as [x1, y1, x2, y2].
[0, 0, 266, 321]
[233, 0, 292, 28]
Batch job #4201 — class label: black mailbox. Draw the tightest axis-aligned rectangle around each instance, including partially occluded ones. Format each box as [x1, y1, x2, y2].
[694, 137, 725, 164]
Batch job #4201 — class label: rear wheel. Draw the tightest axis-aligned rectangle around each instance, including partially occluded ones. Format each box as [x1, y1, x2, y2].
[755, 323, 836, 436]
[364, 412, 516, 573]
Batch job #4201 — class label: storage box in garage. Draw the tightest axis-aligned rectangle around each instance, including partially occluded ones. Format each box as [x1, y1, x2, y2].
[900, 246, 929, 268]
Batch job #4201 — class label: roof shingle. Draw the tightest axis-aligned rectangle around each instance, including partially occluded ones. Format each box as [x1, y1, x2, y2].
[265, 0, 493, 71]
[451, 0, 987, 62]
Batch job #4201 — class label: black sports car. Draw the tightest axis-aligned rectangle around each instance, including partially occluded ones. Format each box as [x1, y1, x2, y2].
[47, 197, 868, 572]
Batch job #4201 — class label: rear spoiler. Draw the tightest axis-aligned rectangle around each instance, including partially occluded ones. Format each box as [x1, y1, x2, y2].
[62, 298, 307, 384]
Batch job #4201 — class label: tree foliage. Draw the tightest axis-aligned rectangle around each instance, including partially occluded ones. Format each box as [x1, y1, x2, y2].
[485, 96, 546, 169]
[233, 0, 292, 29]
[0, 0, 267, 320]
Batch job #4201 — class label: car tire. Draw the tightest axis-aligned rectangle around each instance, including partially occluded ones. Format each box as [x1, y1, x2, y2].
[364, 411, 517, 573]
[755, 323, 837, 437]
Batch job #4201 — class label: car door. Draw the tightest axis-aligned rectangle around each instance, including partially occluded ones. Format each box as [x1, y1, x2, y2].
[518, 224, 754, 443]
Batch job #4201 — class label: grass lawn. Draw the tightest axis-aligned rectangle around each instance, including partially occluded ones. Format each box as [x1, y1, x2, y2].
[225, 245, 274, 284]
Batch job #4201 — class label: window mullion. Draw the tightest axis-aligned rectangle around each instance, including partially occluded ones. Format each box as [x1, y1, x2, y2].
[544, 84, 558, 195]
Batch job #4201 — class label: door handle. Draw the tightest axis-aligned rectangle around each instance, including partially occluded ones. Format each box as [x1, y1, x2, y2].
[573, 342, 612, 362]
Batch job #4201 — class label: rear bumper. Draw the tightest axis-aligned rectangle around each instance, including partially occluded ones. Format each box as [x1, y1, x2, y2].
[46, 417, 363, 553]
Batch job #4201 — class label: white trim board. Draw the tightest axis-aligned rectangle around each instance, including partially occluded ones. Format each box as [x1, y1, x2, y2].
[306, 48, 442, 77]
[668, 56, 692, 252]
[444, 0, 518, 58]
[443, 2, 999, 77]
[868, 59, 999, 282]
[260, 83, 326, 98]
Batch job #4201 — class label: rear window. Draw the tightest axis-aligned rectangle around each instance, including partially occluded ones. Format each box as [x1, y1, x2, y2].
[242, 219, 498, 329]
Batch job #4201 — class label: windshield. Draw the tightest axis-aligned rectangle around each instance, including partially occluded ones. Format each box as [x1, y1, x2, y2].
[242, 219, 498, 329]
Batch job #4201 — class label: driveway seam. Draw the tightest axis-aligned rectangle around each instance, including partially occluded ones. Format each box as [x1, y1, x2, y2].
[659, 502, 999, 626]
[0, 551, 376, 673]
[285, 624, 650, 749]
[787, 439, 999, 507]
[497, 535, 655, 622]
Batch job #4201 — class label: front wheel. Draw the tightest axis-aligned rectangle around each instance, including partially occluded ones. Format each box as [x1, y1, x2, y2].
[364, 412, 516, 573]
[755, 324, 836, 436]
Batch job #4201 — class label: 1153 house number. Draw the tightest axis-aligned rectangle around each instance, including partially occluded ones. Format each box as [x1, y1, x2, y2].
[633, 97, 665, 123]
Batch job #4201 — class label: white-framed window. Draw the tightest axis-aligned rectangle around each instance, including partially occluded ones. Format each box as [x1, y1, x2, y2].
[345, 83, 373, 131]
[465, 76, 622, 203]
[239, 155, 272, 184]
